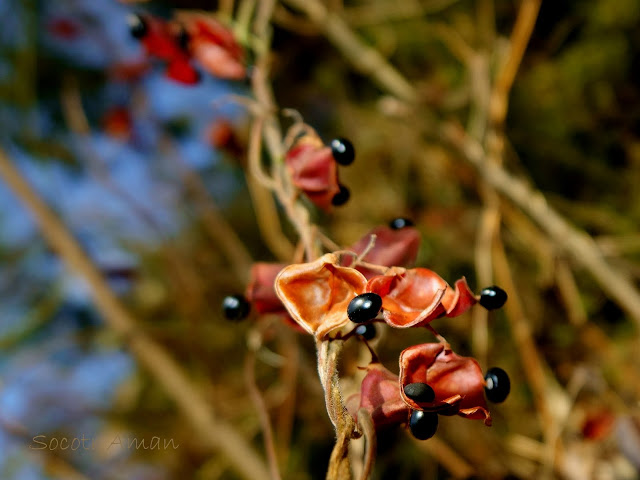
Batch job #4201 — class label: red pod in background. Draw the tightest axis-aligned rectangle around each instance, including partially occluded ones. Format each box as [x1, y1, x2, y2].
[128, 13, 200, 85]
[246, 263, 288, 316]
[165, 57, 200, 85]
[176, 13, 246, 80]
[346, 224, 421, 278]
[245, 262, 305, 333]
[128, 13, 182, 60]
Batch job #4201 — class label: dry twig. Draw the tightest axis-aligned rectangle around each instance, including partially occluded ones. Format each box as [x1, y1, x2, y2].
[0, 149, 270, 480]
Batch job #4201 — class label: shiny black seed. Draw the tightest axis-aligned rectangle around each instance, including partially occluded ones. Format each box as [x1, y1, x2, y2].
[479, 285, 508, 310]
[222, 294, 250, 321]
[330, 138, 355, 166]
[404, 382, 435, 403]
[127, 14, 148, 39]
[484, 367, 510, 403]
[331, 185, 350, 206]
[347, 293, 382, 323]
[389, 217, 414, 230]
[409, 410, 438, 440]
[354, 323, 376, 340]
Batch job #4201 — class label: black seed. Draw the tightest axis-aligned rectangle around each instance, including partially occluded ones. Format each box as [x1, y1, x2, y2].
[479, 285, 508, 310]
[177, 27, 190, 51]
[222, 294, 250, 321]
[404, 382, 435, 403]
[330, 138, 355, 165]
[409, 410, 438, 440]
[389, 217, 414, 230]
[354, 323, 376, 340]
[331, 185, 350, 206]
[484, 367, 510, 403]
[127, 14, 148, 39]
[347, 293, 382, 323]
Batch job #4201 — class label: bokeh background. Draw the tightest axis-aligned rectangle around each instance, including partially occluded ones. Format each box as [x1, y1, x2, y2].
[1, 0, 640, 479]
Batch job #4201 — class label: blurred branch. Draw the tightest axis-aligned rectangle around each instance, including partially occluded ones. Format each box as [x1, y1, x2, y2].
[472, 0, 541, 367]
[492, 236, 555, 440]
[245, 339, 282, 480]
[443, 122, 640, 327]
[272, 6, 321, 35]
[343, 0, 461, 27]
[596, 234, 640, 256]
[431, 22, 475, 64]
[0, 148, 271, 480]
[274, 326, 300, 465]
[489, 0, 542, 128]
[280, 0, 417, 102]
[413, 436, 475, 478]
[168, 142, 254, 283]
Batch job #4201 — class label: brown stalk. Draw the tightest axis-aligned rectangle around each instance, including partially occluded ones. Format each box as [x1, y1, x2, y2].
[356, 408, 376, 480]
[244, 346, 283, 480]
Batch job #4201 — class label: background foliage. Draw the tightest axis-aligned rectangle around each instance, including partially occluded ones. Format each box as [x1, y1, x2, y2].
[1, 0, 639, 479]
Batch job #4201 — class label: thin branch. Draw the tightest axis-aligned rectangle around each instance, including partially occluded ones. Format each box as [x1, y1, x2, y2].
[491, 235, 554, 439]
[471, 207, 498, 365]
[431, 23, 475, 65]
[253, 0, 276, 37]
[489, 0, 542, 127]
[413, 436, 475, 478]
[443, 122, 640, 327]
[245, 174, 296, 260]
[248, 115, 278, 190]
[343, 0, 461, 27]
[471, 0, 541, 367]
[0, 148, 270, 480]
[244, 345, 282, 480]
[280, 0, 417, 102]
[219, 0, 235, 19]
[275, 327, 300, 466]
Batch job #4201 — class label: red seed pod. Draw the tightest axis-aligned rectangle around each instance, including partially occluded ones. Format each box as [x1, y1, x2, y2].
[346, 363, 409, 430]
[246, 263, 288, 315]
[346, 225, 421, 278]
[165, 57, 200, 85]
[274, 253, 367, 338]
[132, 14, 184, 60]
[581, 408, 616, 441]
[101, 107, 133, 140]
[366, 268, 477, 328]
[285, 134, 342, 211]
[207, 120, 245, 158]
[399, 343, 491, 425]
[176, 13, 246, 80]
[244, 262, 305, 332]
[47, 17, 81, 40]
